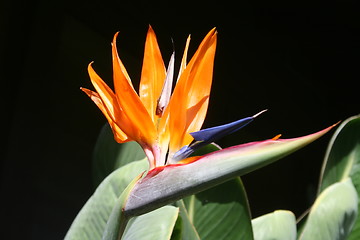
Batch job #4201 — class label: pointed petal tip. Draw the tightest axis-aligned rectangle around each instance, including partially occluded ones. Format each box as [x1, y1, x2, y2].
[80, 87, 95, 95]
[320, 121, 340, 133]
[80, 87, 96, 97]
[112, 32, 120, 43]
[272, 134, 282, 140]
[253, 109, 268, 118]
[321, 121, 341, 135]
[147, 25, 156, 35]
[275, 122, 339, 142]
[211, 27, 218, 37]
[87, 61, 95, 69]
[201, 27, 217, 41]
[333, 120, 341, 127]
[210, 28, 217, 37]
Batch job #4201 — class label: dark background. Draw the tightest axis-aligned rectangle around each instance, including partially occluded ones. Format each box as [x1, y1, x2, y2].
[1, 0, 359, 239]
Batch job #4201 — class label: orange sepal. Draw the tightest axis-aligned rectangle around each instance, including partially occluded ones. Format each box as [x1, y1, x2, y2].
[139, 25, 166, 122]
[112, 32, 157, 145]
[81, 87, 130, 143]
[166, 28, 217, 153]
[177, 156, 201, 165]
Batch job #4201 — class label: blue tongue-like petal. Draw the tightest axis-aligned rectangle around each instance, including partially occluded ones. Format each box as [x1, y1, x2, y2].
[190, 117, 253, 142]
[172, 110, 267, 161]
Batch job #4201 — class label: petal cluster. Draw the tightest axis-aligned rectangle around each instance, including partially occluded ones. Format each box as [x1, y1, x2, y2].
[82, 26, 217, 169]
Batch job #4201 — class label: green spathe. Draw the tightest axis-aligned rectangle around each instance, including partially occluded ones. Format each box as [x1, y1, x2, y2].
[124, 125, 335, 217]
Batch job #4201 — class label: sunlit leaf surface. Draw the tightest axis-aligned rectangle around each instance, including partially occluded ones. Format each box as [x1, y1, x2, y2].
[299, 178, 358, 240]
[318, 115, 360, 240]
[252, 210, 296, 240]
[65, 160, 147, 240]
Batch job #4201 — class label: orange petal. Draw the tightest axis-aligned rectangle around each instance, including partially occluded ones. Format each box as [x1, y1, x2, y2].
[112, 32, 157, 145]
[166, 28, 217, 153]
[178, 35, 191, 80]
[87, 62, 119, 119]
[81, 88, 130, 143]
[139, 25, 166, 121]
[111, 33, 133, 87]
[183, 31, 217, 140]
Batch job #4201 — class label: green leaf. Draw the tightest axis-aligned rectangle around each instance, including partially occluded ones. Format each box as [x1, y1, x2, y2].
[182, 177, 253, 240]
[317, 115, 360, 239]
[92, 124, 146, 186]
[124, 125, 336, 217]
[102, 172, 145, 240]
[122, 206, 179, 240]
[190, 142, 222, 157]
[295, 210, 309, 239]
[319, 115, 360, 191]
[167, 142, 254, 240]
[299, 178, 358, 240]
[64, 159, 147, 240]
[174, 200, 201, 240]
[251, 210, 296, 240]
[171, 143, 222, 240]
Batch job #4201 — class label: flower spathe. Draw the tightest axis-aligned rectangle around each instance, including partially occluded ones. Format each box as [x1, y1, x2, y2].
[82, 26, 218, 169]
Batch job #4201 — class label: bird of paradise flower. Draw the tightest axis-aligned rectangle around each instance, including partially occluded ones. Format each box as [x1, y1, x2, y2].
[80, 26, 336, 237]
[82, 26, 269, 168]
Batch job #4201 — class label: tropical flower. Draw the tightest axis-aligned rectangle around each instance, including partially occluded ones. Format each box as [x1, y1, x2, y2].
[82, 26, 335, 181]
[82, 26, 264, 170]
[80, 27, 337, 235]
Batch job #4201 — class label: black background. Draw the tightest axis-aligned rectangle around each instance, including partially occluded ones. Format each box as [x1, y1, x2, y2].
[2, 0, 359, 239]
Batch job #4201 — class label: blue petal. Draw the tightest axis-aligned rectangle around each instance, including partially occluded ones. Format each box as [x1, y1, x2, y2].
[172, 110, 267, 161]
[172, 145, 193, 161]
[190, 117, 254, 142]
[191, 109, 267, 143]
